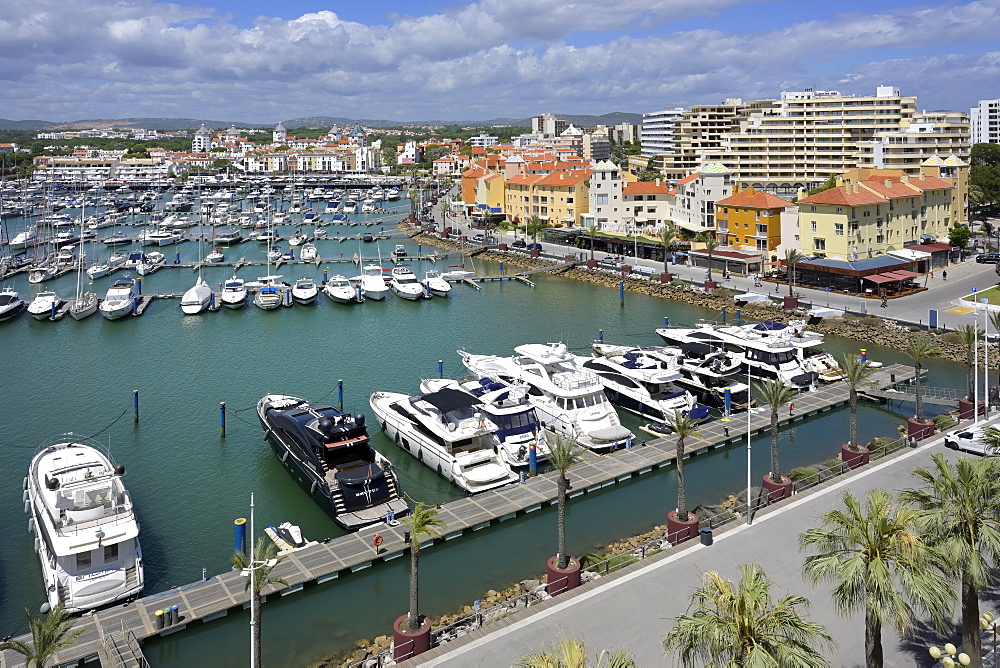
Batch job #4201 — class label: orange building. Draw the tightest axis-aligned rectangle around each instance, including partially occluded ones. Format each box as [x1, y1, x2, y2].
[714, 186, 792, 253]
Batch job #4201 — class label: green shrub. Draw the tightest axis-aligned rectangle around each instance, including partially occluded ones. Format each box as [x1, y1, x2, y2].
[713, 287, 733, 298]
[788, 467, 819, 482]
[820, 457, 842, 470]
[859, 316, 883, 326]
[932, 414, 957, 430]
[670, 278, 687, 288]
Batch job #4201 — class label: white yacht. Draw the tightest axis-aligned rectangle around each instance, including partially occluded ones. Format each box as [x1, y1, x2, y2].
[27, 291, 65, 320]
[253, 284, 284, 310]
[420, 378, 551, 470]
[655, 322, 828, 391]
[389, 266, 424, 300]
[369, 387, 518, 494]
[361, 198, 377, 213]
[357, 264, 389, 300]
[300, 243, 318, 261]
[100, 278, 135, 320]
[137, 228, 181, 246]
[9, 226, 36, 250]
[288, 230, 308, 246]
[204, 247, 224, 263]
[342, 200, 358, 214]
[180, 276, 213, 314]
[580, 346, 711, 423]
[323, 275, 363, 304]
[460, 343, 635, 453]
[69, 291, 99, 321]
[136, 251, 166, 276]
[215, 228, 243, 246]
[291, 277, 318, 305]
[26, 435, 143, 612]
[421, 270, 452, 297]
[220, 276, 247, 309]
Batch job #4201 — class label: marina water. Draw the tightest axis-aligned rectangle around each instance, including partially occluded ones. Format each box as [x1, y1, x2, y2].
[0, 198, 969, 665]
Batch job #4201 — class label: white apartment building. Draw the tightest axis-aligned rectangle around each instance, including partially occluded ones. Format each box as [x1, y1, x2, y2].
[667, 163, 734, 235]
[855, 110, 970, 174]
[972, 98, 1000, 144]
[584, 161, 672, 232]
[653, 101, 743, 177]
[469, 134, 499, 147]
[531, 113, 567, 138]
[640, 107, 685, 158]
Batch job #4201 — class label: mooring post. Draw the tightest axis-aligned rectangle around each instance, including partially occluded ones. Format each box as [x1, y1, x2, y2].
[338, 379, 344, 412]
[619, 281, 624, 304]
[438, 360, 444, 379]
[598, 329, 604, 343]
[133, 390, 139, 423]
[219, 402, 226, 438]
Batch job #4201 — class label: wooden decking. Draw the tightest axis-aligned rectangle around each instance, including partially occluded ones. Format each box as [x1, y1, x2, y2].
[0, 364, 915, 668]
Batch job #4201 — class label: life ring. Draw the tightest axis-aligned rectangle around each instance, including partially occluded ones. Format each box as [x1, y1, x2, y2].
[373, 533, 384, 547]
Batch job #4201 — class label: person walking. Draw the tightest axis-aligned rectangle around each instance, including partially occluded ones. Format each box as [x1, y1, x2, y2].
[881, 296, 888, 308]
[943, 269, 948, 281]
[788, 401, 795, 417]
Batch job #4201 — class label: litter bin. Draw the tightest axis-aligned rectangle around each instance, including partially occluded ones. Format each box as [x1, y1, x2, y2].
[700, 527, 713, 546]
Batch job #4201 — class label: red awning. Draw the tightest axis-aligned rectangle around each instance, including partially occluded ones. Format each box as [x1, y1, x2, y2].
[864, 273, 898, 284]
[890, 269, 921, 279]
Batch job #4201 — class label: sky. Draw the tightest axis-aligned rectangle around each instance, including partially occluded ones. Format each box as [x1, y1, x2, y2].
[1, 0, 998, 124]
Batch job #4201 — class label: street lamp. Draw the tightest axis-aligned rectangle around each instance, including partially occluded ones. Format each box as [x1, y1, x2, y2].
[239, 493, 277, 668]
[929, 643, 971, 667]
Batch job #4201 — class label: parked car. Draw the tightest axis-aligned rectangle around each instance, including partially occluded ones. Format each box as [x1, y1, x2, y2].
[943, 427, 997, 455]
[977, 253, 1000, 264]
[471, 234, 485, 243]
[512, 239, 527, 248]
[527, 243, 542, 250]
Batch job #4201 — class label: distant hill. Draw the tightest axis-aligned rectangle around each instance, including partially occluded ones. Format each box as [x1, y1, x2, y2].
[0, 112, 642, 132]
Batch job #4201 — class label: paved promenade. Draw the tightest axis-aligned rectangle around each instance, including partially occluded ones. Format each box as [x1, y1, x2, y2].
[414, 418, 1000, 667]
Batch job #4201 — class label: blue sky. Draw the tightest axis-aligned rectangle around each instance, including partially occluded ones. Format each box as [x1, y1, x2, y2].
[1, 0, 997, 123]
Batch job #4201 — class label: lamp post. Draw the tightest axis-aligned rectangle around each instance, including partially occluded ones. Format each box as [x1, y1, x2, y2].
[240, 493, 277, 668]
[982, 611, 998, 667]
[976, 303, 981, 424]
[929, 643, 971, 667]
[746, 366, 753, 526]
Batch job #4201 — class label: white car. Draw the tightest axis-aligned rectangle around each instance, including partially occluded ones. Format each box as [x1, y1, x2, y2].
[943, 427, 999, 455]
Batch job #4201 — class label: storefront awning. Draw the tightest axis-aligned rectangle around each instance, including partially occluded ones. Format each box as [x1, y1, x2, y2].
[864, 274, 898, 284]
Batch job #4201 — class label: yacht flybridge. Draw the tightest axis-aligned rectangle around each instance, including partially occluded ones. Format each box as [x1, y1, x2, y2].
[369, 387, 518, 494]
[460, 343, 635, 452]
[26, 435, 143, 613]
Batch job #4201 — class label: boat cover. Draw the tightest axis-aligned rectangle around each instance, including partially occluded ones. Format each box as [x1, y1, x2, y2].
[590, 425, 633, 441]
[753, 322, 787, 331]
[418, 388, 484, 413]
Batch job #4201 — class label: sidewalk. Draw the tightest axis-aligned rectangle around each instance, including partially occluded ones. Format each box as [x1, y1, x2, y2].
[415, 419, 999, 667]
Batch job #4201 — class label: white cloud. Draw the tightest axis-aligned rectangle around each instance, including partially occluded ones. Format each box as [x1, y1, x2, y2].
[0, 0, 997, 120]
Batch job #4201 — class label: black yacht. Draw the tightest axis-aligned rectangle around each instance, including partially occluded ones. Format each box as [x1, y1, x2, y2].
[257, 395, 408, 531]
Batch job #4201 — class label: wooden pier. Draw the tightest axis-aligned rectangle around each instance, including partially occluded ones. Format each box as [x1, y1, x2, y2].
[0, 364, 917, 668]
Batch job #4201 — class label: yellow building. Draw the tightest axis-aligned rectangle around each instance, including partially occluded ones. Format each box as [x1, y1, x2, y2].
[504, 171, 590, 226]
[797, 173, 954, 259]
[714, 187, 791, 253]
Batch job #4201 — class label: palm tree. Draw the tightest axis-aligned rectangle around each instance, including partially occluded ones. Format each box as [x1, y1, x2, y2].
[526, 214, 544, 245]
[756, 379, 797, 483]
[981, 425, 1000, 454]
[702, 236, 719, 278]
[900, 455, 1000, 664]
[661, 222, 676, 272]
[800, 489, 954, 668]
[0, 606, 82, 668]
[840, 353, 877, 451]
[517, 635, 636, 667]
[955, 323, 980, 401]
[402, 501, 446, 632]
[232, 537, 289, 668]
[904, 336, 941, 426]
[586, 224, 597, 260]
[667, 410, 704, 523]
[549, 434, 584, 570]
[785, 248, 803, 296]
[663, 563, 835, 667]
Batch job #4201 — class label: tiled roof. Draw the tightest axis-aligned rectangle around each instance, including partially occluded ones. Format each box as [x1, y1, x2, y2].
[797, 187, 884, 206]
[716, 190, 793, 209]
[900, 176, 953, 191]
[859, 179, 919, 199]
[675, 173, 699, 186]
[623, 182, 672, 195]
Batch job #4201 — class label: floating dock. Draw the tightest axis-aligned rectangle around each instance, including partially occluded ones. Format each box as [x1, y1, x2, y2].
[0, 364, 916, 667]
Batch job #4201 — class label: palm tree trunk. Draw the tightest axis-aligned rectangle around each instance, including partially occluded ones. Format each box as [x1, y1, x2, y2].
[914, 360, 925, 422]
[676, 437, 687, 521]
[557, 474, 568, 569]
[969, 348, 976, 400]
[589, 236, 594, 261]
[962, 571, 982, 664]
[770, 409, 781, 482]
[408, 545, 420, 632]
[866, 608, 883, 668]
[849, 389, 859, 449]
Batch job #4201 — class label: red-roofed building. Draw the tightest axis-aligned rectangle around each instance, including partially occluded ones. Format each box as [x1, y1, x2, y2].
[715, 186, 793, 253]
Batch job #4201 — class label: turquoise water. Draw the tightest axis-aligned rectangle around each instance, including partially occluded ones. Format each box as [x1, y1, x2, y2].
[0, 197, 969, 665]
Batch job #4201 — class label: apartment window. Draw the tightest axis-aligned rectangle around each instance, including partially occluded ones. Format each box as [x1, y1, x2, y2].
[566, 197, 573, 204]
[836, 207, 843, 214]
[596, 194, 608, 205]
[813, 238, 826, 251]
[810, 205, 817, 212]
[835, 223, 844, 236]
[810, 221, 817, 233]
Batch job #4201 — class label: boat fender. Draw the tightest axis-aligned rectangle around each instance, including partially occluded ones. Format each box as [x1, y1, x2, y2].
[28, 518, 34, 534]
[309, 480, 317, 494]
[24, 500, 30, 514]
[436, 464, 442, 475]
[114, 464, 125, 476]
[355, 413, 365, 427]
[417, 449, 422, 462]
[23, 489, 28, 503]
[262, 428, 271, 441]
[23, 476, 28, 490]
[45, 475, 59, 491]
[34, 537, 40, 553]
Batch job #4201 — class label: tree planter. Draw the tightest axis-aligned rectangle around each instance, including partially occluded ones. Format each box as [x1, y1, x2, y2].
[841, 443, 870, 469]
[659, 272, 672, 284]
[620, 265, 632, 276]
[783, 296, 798, 310]
[529, 248, 540, 258]
[957, 398, 984, 421]
[667, 510, 699, 546]
[498, 243, 508, 251]
[546, 556, 581, 596]
[907, 417, 934, 440]
[586, 259, 598, 269]
[392, 614, 432, 662]
[761, 474, 792, 502]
